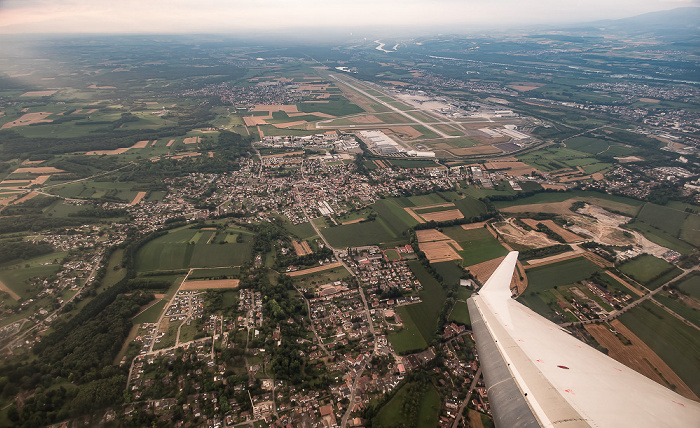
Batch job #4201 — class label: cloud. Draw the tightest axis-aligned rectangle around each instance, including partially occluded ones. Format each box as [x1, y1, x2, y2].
[0, 0, 694, 34]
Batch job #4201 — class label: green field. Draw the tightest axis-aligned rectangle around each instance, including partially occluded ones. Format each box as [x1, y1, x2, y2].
[627, 221, 695, 254]
[518, 146, 610, 173]
[0, 251, 67, 300]
[373, 382, 441, 428]
[453, 197, 487, 219]
[492, 190, 643, 215]
[636, 203, 688, 237]
[373, 198, 420, 235]
[441, 226, 508, 266]
[680, 214, 700, 247]
[448, 300, 471, 327]
[389, 261, 446, 354]
[322, 217, 407, 248]
[135, 227, 254, 272]
[619, 255, 682, 289]
[525, 257, 600, 293]
[675, 273, 700, 299]
[619, 301, 700, 397]
[432, 261, 465, 287]
[187, 267, 240, 280]
[654, 293, 700, 328]
[132, 299, 167, 324]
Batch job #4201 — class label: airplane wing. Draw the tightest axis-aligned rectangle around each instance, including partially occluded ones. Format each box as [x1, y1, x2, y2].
[467, 251, 700, 427]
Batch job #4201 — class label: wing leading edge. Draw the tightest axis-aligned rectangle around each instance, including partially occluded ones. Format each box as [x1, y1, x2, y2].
[468, 252, 700, 428]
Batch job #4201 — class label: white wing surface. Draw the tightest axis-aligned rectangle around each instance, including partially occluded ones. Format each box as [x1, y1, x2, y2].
[468, 252, 700, 428]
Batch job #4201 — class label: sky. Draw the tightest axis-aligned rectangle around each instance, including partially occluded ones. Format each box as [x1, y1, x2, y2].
[0, 0, 697, 35]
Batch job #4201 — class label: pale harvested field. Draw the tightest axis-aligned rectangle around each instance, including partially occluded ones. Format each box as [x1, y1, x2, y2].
[244, 116, 268, 126]
[341, 218, 365, 225]
[638, 98, 660, 103]
[461, 221, 488, 230]
[13, 166, 65, 174]
[1, 112, 53, 129]
[180, 279, 240, 290]
[183, 136, 201, 145]
[88, 85, 116, 89]
[85, 147, 130, 155]
[273, 121, 307, 128]
[254, 104, 298, 113]
[12, 191, 38, 205]
[524, 252, 583, 268]
[592, 173, 605, 181]
[420, 241, 462, 263]
[416, 229, 451, 242]
[389, 126, 423, 139]
[166, 139, 175, 147]
[404, 207, 425, 223]
[420, 209, 464, 222]
[20, 90, 57, 97]
[0, 278, 20, 300]
[32, 175, 51, 185]
[292, 240, 312, 256]
[129, 191, 147, 206]
[582, 251, 614, 268]
[21, 160, 44, 165]
[349, 115, 383, 124]
[604, 270, 644, 297]
[509, 85, 540, 92]
[287, 262, 343, 277]
[585, 321, 698, 401]
[132, 140, 150, 149]
[541, 183, 568, 191]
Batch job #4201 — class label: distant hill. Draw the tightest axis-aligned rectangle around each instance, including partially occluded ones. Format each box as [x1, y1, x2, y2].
[602, 7, 700, 32]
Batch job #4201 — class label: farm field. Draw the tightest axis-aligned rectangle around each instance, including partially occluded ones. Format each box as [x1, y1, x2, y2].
[448, 300, 471, 327]
[654, 293, 700, 328]
[619, 255, 682, 289]
[493, 189, 643, 212]
[441, 226, 508, 266]
[619, 301, 700, 398]
[635, 203, 689, 237]
[675, 273, 700, 299]
[321, 217, 407, 248]
[135, 227, 254, 272]
[0, 251, 67, 300]
[524, 257, 600, 293]
[132, 299, 167, 324]
[627, 221, 695, 254]
[373, 382, 441, 428]
[389, 261, 446, 354]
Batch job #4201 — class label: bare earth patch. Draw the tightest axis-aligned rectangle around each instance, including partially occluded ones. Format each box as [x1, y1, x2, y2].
[183, 136, 201, 145]
[13, 166, 65, 174]
[292, 240, 312, 256]
[180, 279, 240, 290]
[1, 112, 53, 129]
[129, 191, 147, 206]
[12, 191, 38, 205]
[420, 209, 464, 222]
[0, 278, 20, 300]
[521, 219, 582, 242]
[20, 90, 57, 97]
[349, 115, 383, 124]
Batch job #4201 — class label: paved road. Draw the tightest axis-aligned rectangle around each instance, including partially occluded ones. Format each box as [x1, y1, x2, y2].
[299, 198, 377, 428]
[561, 265, 699, 328]
[451, 367, 482, 428]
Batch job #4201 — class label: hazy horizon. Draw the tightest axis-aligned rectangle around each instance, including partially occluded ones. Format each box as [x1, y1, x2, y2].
[1, 0, 698, 36]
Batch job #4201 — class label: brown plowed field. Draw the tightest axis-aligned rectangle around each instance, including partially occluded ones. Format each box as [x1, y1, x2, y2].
[180, 279, 240, 290]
